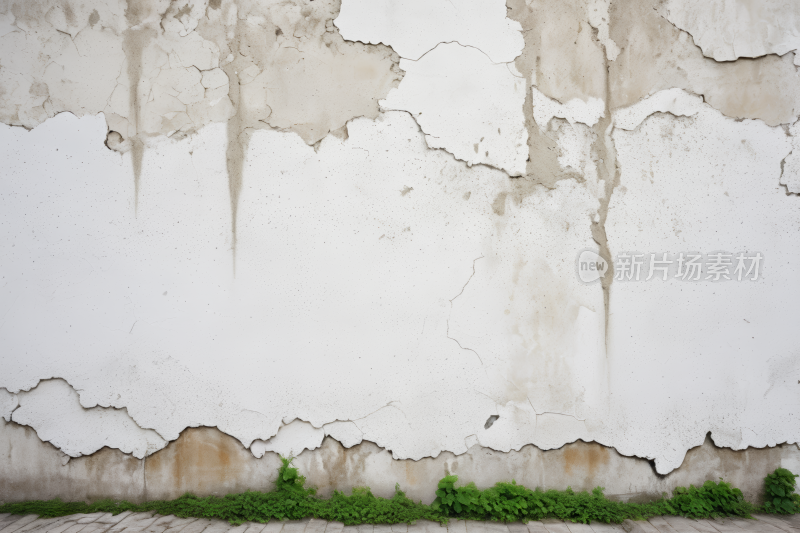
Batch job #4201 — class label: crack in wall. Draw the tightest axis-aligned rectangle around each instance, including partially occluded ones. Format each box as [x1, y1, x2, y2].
[446, 255, 485, 366]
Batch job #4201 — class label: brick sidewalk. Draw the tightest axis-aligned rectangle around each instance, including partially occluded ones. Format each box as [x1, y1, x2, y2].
[0, 513, 798, 533]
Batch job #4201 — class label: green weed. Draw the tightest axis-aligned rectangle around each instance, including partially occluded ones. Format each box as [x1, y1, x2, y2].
[0, 459, 795, 524]
[764, 468, 800, 514]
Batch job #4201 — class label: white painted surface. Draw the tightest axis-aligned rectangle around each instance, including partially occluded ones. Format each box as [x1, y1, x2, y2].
[662, 0, 800, 63]
[381, 43, 528, 175]
[613, 89, 705, 131]
[10, 379, 167, 458]
[530, 88, 606, 130]
[334, 0, 524, 62]
[1, 0, 800, 483]
[607, 92, 800, 473]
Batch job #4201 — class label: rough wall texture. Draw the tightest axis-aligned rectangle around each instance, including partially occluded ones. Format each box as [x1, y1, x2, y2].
[1, 0, 800, 500]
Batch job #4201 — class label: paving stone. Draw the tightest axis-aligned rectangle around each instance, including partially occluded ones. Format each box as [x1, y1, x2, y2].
[0, 518, 21, 532]
[355, 525, 373, 533]
[566, 524, 594, 533]
[341, 526, 358, 533]
[42, 518, 85, 533]
[390, 524, 407, 533]
[107, 513, 160, 533]
[774, 518, 800, 531]
[324, 522, 344, 533]
[307, 520, 328, 533]
[144, 516, 187, 533]
[526, 522, 548, 533]
[0, 516, 41, 533]
[78, 520, 117, 533]
[261, 522, 284, 533]
[282, 521, 310, 533]
[446, 521, 465, 533]
[373, 525, 393, 533]
[508, 523, 529, 533]
[14, 517, 68, 533]
[705, 519, 745, 533]
[75, 516, 104, 526]
[96, 516, 133, 527]
[241, 523, 268, 533]
[541, 520, 572, 533]
[675, 521, 717, 533]
[406, 521, 442, 533]
[661, 517, 706, 533]
[161, 517, 202, 533]
[649, 518, 682, 533]
[728, 519, 785, 533]
[198, 520, 238, 533]
[176, 520, 216, 533]
[753, 517, 798, 533]
[588, 522, 624, 533]
[482, 523, 511, 533]
[623, 520, 660, 533]
[60, 521, 95, 533]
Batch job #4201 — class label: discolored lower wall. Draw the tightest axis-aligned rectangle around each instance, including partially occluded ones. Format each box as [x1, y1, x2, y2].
[2, 419, 798, 506]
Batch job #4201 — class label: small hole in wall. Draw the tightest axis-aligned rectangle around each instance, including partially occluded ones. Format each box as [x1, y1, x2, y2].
[105, 131, 124, 151]
[484, 415, 499, 429]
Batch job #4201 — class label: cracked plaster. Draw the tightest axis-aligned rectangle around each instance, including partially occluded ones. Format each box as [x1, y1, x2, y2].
[661, 0, 800, 64]
[381, 42, 528, 176]
[1, 0, 800, 488]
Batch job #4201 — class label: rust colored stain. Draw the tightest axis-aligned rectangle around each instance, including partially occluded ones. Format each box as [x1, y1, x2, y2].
[561, 442, 610, 477]
[145, 427, 247, 496]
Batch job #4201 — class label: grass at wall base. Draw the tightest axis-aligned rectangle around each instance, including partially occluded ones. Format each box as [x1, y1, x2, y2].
[1, 459, 798, 525]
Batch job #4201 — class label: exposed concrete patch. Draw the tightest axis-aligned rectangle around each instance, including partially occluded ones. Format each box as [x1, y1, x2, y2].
[334, 0, 524, 63]
[3, 422, 799, 505]
[660, 0, 800, 64]
[0, 419, 147, 503]
[530, 89, 605, 130]
[506, 0, 601, 189]
[144, 426, 281, 500]
[381, 43, 528, 176]
[610, 0, 800, 127]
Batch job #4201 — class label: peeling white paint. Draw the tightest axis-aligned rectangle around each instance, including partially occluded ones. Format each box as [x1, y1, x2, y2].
[334, 0, 524, 63]
[381, 43, 528, 175]
[251, 420, 325, 458]
[10, 379, 167, 458]
[1, 0, 800, 486]
[585, 0, 620, 61]
[613, 88, 705, 131]
[608, 96, 800, 474]
[780, 120, 800, 194]
[662, 0, 800, 64]
[0, 389, 17, 422]
[531, 88, 606, 129]
[323, 421, 363, 448]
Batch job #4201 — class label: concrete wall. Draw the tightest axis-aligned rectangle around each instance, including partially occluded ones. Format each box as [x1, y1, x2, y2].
[2, 419, 799, 505]
[1, 0, 800, 500]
